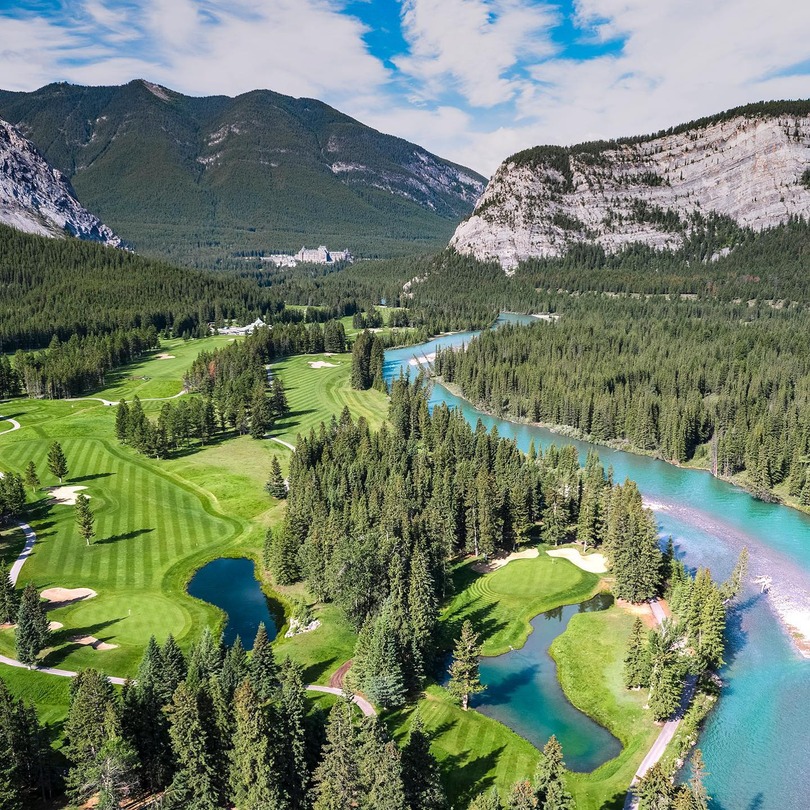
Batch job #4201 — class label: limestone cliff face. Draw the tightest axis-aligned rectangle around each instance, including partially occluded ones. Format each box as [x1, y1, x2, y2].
[0, 119, 121, 245]
[451, 111, 810, 272]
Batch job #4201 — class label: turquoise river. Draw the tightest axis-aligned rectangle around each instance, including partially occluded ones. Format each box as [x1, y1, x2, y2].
[384, 314, 810, 810]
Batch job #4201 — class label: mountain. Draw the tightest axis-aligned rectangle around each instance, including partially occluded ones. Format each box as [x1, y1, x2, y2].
[0, 118, 120, 246]
[451, 101, 810, 272]
[0, 80, 485, 265]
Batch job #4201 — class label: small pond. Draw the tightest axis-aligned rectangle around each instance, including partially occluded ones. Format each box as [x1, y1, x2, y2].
[188, 558, 277, 649]
[473, 592, 622, 771]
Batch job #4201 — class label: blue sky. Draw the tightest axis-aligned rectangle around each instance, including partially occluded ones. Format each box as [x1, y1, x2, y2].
[0, 0, 809, 174]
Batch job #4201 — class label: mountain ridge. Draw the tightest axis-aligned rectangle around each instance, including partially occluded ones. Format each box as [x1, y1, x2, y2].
[451, 101, 810, 271]
[0, 79, 485, 265]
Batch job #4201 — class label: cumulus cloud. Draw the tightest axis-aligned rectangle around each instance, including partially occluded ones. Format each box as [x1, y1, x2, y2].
[0, 0, 809, 176]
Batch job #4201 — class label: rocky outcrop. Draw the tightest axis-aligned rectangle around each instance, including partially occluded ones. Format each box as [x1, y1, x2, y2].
[452, 109, 810, 272]
[0, 119, 120, 245]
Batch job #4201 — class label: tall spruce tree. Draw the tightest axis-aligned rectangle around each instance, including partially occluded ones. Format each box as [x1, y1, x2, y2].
[356, 717, 406, 810]
[0, 566, 19, 625]
[15, 583, 49, 666]
[23, 461, 39, 494]
[267, 456, 287, 499]
[448, 620, 485, 711]
[46, 442, 68, 484]
[74, 493, 95, 546]
[534, 735, 574, 810]
[250, 622, 279, 699]
[401, 713, 446, 810]
[279, 659, 309, 809]
[623, 618, 651, 689]
[312, 697, 361, 810]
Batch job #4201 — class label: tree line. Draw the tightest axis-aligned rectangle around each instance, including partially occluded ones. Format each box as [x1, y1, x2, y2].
[435, 297, 810, 504]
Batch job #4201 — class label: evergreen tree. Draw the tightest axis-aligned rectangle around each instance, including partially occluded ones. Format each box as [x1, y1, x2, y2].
[508, 779, 538, 809]
[115, 400, 130, 443]
[689, 749, 709, 810]
[74, 493, 95, 546]
[401, 713, 446, 810]
[162, 634, 187, 693]
[279, 659, 309, 809]
[468, 789, 502, 810]
[46, 441, 68, 484]
[250, 622, 279, 700]
[720, 547, 749, 602]
[534, 735, 573, 810]
[23, 461, 39, 494]
[0, 566, 19, 625]
[356, 717, 406, 810]
[230, 679, 286, 810]
[15, 583, 49, 666]
[448, 620, 485, 710]
[312, 697, 361, 810]
[267, 456, 287, 499]
[637, 762, 674, 810]
[221, 636, 249, 701]
[354, 602, 406, 708]
[250, 384, 272, 439]
[165, 683, 221, 810]
[623, 618, 650, 689]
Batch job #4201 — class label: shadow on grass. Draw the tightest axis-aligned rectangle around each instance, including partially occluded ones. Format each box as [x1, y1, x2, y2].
[600, 791, 629, 810]
[298, 656, 339, 686]
[42, 617, 124, 668]
[72, 472, 114, 483]
[441, 744, 506, 806]
[96, 527, 155, 545]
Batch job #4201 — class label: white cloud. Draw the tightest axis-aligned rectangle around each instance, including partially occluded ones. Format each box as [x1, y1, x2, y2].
[396, 0, 558, 107]
[0, 0, 809, 178]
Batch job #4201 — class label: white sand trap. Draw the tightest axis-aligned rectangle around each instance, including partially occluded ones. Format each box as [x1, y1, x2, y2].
[155, 353, 176, 360]
[46, 485, 88, 506]
[616, 599, 659, 629]
[70, 635, 118, 651]
[41, 587, 97, 606]
[308, 361, 338, 368]
[472, 548, 539, 574]
[547, 548, 608, 573]
[48, 621, 63, 631]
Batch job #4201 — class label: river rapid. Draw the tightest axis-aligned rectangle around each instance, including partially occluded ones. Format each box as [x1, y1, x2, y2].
[384, 314, 810, 810]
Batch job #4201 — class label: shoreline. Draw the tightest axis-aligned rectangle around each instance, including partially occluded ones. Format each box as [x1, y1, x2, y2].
[434, 379, 810, 659]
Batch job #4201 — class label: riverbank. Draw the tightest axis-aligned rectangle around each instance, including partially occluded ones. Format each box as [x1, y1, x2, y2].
[435, 378, 810, 659]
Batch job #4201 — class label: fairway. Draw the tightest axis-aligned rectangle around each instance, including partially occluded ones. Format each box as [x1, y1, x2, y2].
[0, 339, 384, 684]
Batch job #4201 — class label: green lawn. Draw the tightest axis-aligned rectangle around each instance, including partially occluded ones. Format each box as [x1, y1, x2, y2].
[442, 552, 601, 656]
[553, 608, 660, 810]
[0, 340, 381, 690]
[271, 353, 389, 445]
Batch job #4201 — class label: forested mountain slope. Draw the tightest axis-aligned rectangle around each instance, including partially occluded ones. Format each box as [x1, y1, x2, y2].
[0, 118, 120, 245]
[452, 100, 810, 271]
[0, 80, 485, 265]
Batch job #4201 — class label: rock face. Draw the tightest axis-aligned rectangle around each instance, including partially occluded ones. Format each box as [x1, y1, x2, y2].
[0, 118, 120, 245]
[452, 108, 810, 271]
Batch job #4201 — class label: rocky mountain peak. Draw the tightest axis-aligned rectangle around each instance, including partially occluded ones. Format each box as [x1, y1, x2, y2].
[0, 118, 121, 246]
[451, 104, 810, 272]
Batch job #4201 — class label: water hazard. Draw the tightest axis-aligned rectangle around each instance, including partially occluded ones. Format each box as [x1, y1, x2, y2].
[385, 317, 810, 809]
[475, 593, 621, 771]
[188, 557, 277, 649]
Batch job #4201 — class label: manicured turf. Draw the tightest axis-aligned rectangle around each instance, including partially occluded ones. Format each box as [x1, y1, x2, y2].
[553, 607, 660, 810]
[0, 340, 383, 685]
[442, 552, 601, 656]
[271, 353, 389, 445]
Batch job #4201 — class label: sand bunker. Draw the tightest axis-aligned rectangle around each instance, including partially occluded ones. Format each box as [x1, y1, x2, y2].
[155, 353, 176, 360]
[70, 635, 118, 651]
[41, 587, 97, 608]
[547, 547, 608, 573]
[472, 548, 539, 574]
[617, 598, 664, 630]
[308, 361, 338, 368]
[48, 621, 63, 631]
[46, 485, 88, 506]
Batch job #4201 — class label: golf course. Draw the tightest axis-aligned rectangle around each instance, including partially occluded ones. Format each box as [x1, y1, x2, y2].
[0, 333, 658, 808]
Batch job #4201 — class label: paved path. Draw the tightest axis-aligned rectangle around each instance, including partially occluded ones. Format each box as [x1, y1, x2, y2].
[66, 390, 186, 407]
[270, 437, 296, 452]
[623, 599, 694, 810]
[9, 523, 36, 586]
[305, 684, 376, 717]
[0, 417, 20, 436]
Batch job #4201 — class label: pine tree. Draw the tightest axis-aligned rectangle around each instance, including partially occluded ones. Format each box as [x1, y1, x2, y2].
[23, 461, 39, 494]
[637, 762, 674, 810]
[312, 697, 361, 810]
[356, 603, 406, 709]
[508, 779, 537, 809]
[250, 622, 279, 700]
[357, 717, 406, 810]
[534, 735, 573, 810]
[46, 441, 68, 484]
[720, 547, 748, 602]
[162, 634, 187, 693]
[115, 400, 130, 443]
[74, 493, 95, 546]
[230, 679, 286, 810]
[468, 789, 501, 810]
[15, 583, 49, 666]
[220, 636, 248, 700]
[689, 749, 709, 810]
[267, 456, 287, 499]
[623, 618, 650, 689]
[250, 384, 271, 439]
[448, 620, 485, 710]
[401, 713, 446, 810]
[0, 566, 19, 625]
[279, 659, 309, 809]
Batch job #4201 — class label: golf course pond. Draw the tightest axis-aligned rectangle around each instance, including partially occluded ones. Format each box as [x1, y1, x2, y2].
[474, 592, 621, 771]
[188, 557, 278, 649]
